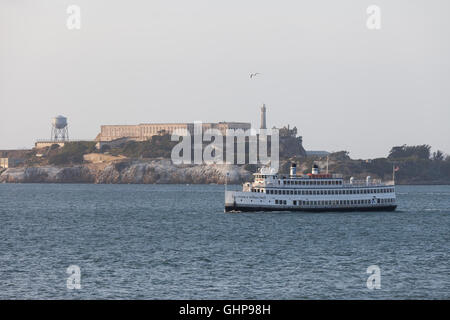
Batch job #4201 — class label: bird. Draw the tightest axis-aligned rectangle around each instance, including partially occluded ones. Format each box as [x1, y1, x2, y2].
[250, 73, 261, 79]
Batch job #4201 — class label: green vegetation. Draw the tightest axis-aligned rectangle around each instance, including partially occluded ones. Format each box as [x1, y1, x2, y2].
[11, 136, 450, 184]
[388, 144, 432, 160]
[48, 142, 96, 165]
[108, 134, 178, 158]
[288, 145, 450, 184]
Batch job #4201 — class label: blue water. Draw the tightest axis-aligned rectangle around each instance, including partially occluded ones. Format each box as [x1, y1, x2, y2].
[0, 184, 449, 299]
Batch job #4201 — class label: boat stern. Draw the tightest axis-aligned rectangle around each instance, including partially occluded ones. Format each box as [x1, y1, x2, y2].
[224, 190, 237, 212]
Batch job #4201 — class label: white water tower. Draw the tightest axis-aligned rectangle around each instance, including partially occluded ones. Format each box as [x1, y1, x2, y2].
[51, 115, 69, 141]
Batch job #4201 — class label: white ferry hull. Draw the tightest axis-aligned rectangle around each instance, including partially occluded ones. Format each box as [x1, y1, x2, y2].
[225, 203, 397, 213]
[225, 190, 397, 213]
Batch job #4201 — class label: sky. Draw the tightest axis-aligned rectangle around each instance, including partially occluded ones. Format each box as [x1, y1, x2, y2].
[1, 0, 449, 159]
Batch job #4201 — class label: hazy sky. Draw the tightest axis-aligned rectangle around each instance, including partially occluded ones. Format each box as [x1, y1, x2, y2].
[1, 0, 449, 158]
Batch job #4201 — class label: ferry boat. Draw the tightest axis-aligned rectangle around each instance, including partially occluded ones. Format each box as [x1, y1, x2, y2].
[225, 164, 397, 212]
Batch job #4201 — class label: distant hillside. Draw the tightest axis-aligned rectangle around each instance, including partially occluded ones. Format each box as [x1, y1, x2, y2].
[3, 140, 449, 185]
[284, 145, 450, 185]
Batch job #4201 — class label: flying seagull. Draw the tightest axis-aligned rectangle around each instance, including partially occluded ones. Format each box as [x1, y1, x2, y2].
[250, 73, 261, 79]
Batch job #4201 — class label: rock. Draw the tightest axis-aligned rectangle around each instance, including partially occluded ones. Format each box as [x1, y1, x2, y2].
[0, 160, 253, 184]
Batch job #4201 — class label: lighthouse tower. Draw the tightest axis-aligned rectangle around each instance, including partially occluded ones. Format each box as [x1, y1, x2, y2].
[260, 104, 267, 129]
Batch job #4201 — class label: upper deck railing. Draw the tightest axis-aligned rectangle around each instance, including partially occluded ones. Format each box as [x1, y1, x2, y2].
[253, 178, 395, 188]
[343, 179, 385, 187]
[35, 139, 94, 143]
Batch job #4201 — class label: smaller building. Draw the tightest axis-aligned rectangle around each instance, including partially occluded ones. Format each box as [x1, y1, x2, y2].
[35, 141, 66, 149]
[306, 151, 330, 157]
[0, 158, 24, 168]
[34, 140, 94, 149]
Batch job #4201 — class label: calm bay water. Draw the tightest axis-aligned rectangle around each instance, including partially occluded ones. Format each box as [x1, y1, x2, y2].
[0, 184, 449, 299]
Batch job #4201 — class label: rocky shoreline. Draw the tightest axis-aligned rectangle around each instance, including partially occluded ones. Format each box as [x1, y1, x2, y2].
[0, 160, 252, 184]
[1, 159, 449, 185]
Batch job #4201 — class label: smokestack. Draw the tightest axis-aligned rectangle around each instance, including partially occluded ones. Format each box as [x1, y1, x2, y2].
[312, 164, 319, 175]
[290, 163, 297, 176]
[260, 104, 267, 129]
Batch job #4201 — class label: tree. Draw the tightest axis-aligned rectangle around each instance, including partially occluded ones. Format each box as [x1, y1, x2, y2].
[329, 151, 350, 161]
[100, 144, 111, 153]
[388, 144, 431, 160]
[432, 150, 444, 161]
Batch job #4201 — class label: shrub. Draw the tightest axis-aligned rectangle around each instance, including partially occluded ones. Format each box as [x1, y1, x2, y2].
[48, 141, 96, 165]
